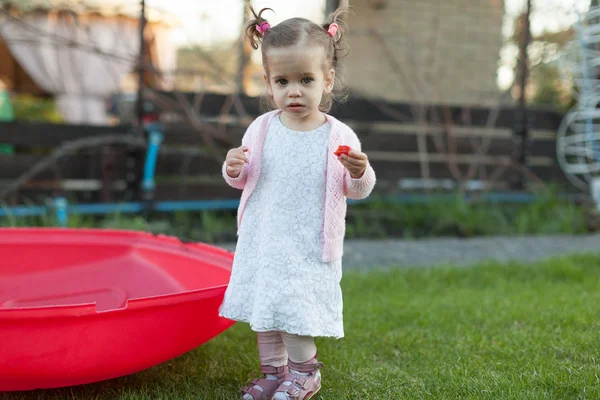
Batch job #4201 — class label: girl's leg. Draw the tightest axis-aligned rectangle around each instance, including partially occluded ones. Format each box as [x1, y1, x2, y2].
[273, 333, 323, 400]
[242, 331, 288, 400]
[280, 332, 317, 365]
[257, 331, 288, 368]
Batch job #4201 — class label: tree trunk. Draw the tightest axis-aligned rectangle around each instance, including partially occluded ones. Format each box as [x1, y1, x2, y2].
[237, 4, 252, 94]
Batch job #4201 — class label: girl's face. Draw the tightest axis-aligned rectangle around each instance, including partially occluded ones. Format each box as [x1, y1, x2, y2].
[264, 45, 335, 130]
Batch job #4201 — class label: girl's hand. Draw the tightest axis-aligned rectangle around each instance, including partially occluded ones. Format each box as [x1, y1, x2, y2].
[338, 150, 368, 179]
[225, 146, 249, 178]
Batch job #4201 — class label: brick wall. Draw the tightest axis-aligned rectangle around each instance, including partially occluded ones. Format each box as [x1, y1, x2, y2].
[343, 0, 505, 106]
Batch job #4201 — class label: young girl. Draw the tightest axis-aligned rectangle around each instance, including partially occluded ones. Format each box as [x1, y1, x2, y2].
[219, 5, 376, 400]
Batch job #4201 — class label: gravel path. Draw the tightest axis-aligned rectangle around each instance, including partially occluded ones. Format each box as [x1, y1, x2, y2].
[217, 234, 600, 271]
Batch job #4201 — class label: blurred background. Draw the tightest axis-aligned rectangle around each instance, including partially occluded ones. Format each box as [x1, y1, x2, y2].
[0, 0, 598, 242]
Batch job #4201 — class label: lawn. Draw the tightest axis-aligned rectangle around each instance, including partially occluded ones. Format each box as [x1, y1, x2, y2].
[3, 254, 600, 400]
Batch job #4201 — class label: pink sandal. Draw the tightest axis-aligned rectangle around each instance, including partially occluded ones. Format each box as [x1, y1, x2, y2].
[272, 357, 324, 400]
[241, 365, 288, 400]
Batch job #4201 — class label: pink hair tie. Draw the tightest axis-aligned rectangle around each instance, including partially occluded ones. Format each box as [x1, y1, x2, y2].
[256, 21, 271, 34]
[327, 23, 338, 37]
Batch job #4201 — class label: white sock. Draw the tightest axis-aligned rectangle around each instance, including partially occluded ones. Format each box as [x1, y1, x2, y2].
[290, 369, 310, 376]
[242, 373, 281, 400]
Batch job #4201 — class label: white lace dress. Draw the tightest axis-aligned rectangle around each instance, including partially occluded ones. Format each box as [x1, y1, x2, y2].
[219, 115, 344, 338]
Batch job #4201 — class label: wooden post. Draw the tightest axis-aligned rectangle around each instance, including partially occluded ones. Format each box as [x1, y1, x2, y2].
[136, 0, 146, 131]
[128, 0, 147, 203]
[513, 0, 532, 189]
[237, 4, 251, 94]
[325, 0, 340, 15]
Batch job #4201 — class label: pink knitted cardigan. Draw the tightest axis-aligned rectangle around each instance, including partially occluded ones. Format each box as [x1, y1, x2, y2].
[222, 110, 376, 262]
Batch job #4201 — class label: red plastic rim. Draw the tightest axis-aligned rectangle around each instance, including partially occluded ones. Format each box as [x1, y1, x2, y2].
[0, 228, 235, 391]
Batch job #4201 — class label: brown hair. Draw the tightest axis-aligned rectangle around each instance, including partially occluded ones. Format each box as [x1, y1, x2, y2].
[244, 4, 349, 113]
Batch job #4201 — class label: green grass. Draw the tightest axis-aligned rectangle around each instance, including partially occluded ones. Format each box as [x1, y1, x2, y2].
[3, 254, 600, 399]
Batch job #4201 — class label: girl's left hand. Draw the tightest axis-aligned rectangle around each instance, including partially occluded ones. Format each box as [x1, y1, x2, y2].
[338, 150, 369, 179]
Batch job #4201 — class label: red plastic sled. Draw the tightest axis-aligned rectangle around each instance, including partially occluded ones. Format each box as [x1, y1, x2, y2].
[0, 228, 235, 392]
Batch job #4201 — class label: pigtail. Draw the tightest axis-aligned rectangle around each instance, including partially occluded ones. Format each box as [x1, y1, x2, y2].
[322, 7, 350, 67]
[324, 7, 347, 42]
[244, 4, 274, 50]
[319, 6, 351, 112]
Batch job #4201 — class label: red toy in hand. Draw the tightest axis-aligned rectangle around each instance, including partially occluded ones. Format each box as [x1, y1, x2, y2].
[334, 145, 351, 157]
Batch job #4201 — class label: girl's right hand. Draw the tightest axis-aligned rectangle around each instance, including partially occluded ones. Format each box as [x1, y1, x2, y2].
[225, 146, 249, 178]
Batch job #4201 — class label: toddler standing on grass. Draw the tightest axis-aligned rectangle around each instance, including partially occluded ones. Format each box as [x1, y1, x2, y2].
[219, 5, 376, 399]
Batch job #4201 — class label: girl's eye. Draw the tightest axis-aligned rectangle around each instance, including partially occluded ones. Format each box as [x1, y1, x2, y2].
[301, 77, 313, 84]
[277, 79, 288, 85]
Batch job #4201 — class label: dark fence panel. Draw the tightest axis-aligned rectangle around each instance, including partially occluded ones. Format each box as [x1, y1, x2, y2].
[0, 93, 573, 205]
